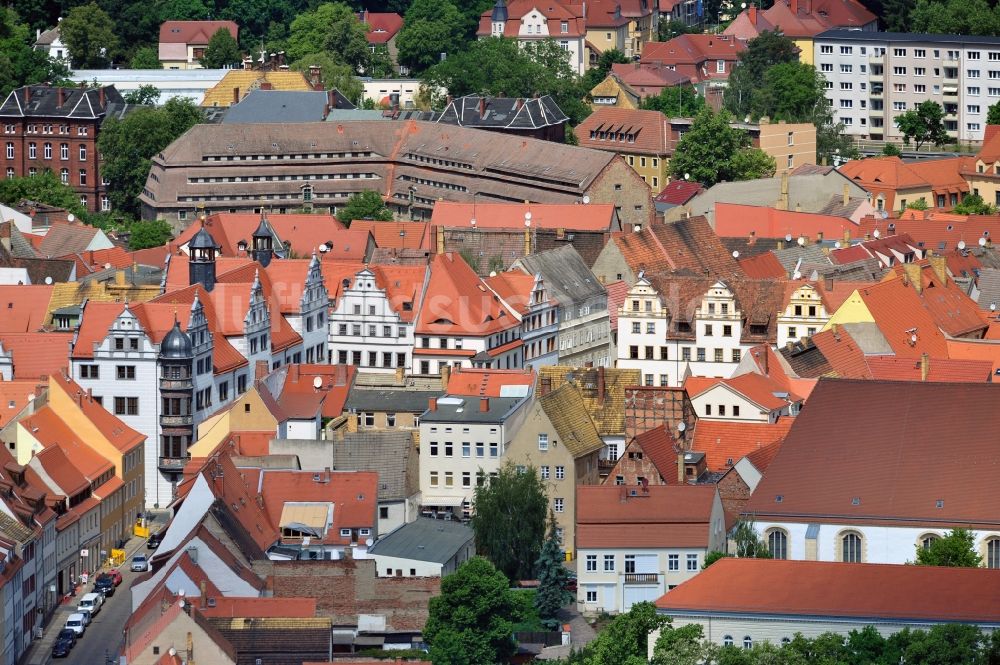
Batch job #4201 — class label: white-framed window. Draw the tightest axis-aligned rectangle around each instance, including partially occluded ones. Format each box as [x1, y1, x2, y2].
[60, 168, 69, 184]
[540, 465, 550, 480]
[554, 497, 564, 513]
[79, 144, 87, 160]
[340, 528, 351, 538]
[44, 142, 51, 158]
[820, 45, 832, 54]
[538, 433, 549, 451]
[744, 636, 753, 649]
[585, 554, 597, 571]
[686, 553, 698, 571]
[555, 465, 564, 480]
[603, 554, 614, 571]
[60, 143, 68, 160]
[6, 143, 13, 159]
[585, 590, 597, 602]
[716, 59, 725, 73]
[668, 554, 679, 571]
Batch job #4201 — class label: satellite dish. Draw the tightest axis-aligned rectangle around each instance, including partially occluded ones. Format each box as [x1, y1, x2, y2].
[683, 173, 690, 180]
[797, 236, 806, 246]
[524, 212, 532, 227]
[67, 213, 75, 223]
[834, 241, 842, 249]
[365, 538, 374, 547]
[44, 276, 53, 285]
[991, 302, 997, 312]
[910, 333, 918, 344]
[980, 237, 988, 247]
[312, 376, 323, 389]
[582, 195, 591, 204]
[178, 589, 185, 597]
[785, 233, 793, 242]
[958, 240, 966, 250]
[470, 217, 477, 227]
[489, 271, 497, 277]
[732, 250, 739, 258]
[104, 263, 112, 270]
[169, 648, 177, 657]
[873, 228, 881, 239]
[179, 599, 186, 608]
[318, 245, 328, 252]
[677, 421, 687, 432]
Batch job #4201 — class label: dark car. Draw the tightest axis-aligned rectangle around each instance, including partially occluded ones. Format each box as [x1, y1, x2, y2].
[147, 531, 162, 550]
[94, 573, 115, 597]
[52, 635, 75, 659]
[56, 629, 77, 647]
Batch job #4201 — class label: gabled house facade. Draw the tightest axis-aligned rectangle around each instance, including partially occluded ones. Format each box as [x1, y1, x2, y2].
[479, 0, 588, 75]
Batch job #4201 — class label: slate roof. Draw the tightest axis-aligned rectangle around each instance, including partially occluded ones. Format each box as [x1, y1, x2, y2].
[437, 95, 568, 130]
[420, 395, 525, 424]
[538, 384, 605, 458]
[514, 245, 605, 304]
[368, 517, 473, 563]
[222, 90, 331, 123]
[0, 85, 123, 118]
[746, 378, 1000, 527]
[656, 558, 1000, 623]
[331, 431, 416, 501]
[344, 388, 442, 414]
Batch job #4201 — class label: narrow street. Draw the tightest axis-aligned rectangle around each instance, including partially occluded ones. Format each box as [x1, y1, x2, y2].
[61, 564, 147, 665]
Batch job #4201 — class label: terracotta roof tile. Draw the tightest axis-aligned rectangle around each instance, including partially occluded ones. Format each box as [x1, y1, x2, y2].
[431, 202, 617, 232]
[656, 558, 1000, 622]
[576, 108, 673, 155]
[349, 221, 428, 250]
[0, 285, 54, 332]
[445, 367, 535, 397]
[798, 327, 871, 379]
[605, 280, 630, 331]
[259, 469, 377, 546]
[51, 373, 145, 453]
[359, 12, 403, 44]
[690, 419, 793, 472]
[738, 252, 786, 279]
[866, 356, 993, 382]
[630, 424, 680, 480]
[855, 279, 951, 357]
[0, 332, 72, 379]
[714, 203, 858, 239]
[0, 380, 38, 428]
[416, 253, 518, 336]
[200, 597, 317, 618]
[577, 484, 716, 548]
[159, 20, 237, 44]
[654, 180, 705, 206]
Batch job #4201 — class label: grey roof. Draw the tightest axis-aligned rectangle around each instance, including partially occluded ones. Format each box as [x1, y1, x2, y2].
[841, 322, 893, 355]
[773, 244, 831, 275]
[221, 90, 330, 124]
[159, 320, 193, 359]
[975, 268, 1000, 310]
[815, 195, 868, 219]
[438, 95, 568, 130]
[353, 373, 442, 390]
[34, 27, 60, 46]
[231, 454, 300, 469]
[344, 388, 443, 413]
[808, 257, 884, 282]
[331, 431, 415, 501]
[419, 395, 525, 424]
[513, 245, 605, 305]
[817, 29, 1000, 45]
[0, 85, 124, 119]
[368, 517, 473, 564]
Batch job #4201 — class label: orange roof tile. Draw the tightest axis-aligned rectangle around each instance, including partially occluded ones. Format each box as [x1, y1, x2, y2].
[445, 367, 535, 397]
[866, 356, 993, 382]
[431, 202, 617, 232]
[349, 221, 428, 250]
[605, 280, 630, 332]
[0, 380, 39, 428]
[484, 271, 539, 315]
[946, 338, 1000, 374]
[259, 469, 378, 546]
[685, 372, 800, 410]
[856, 279, 950, 357]
[861, 211, 1000, 253]
[372, 264, 426, 323]
[839, 157, 930, 211]
[51, 373, 145, 453]
[577, 484, 716, 549]
[171, 213, 349, 259]
[738, 252, 786, 279]
[0, 285, 54, 333]
[656, 558, 1000, 623]
[279, 365, 356, 419]
[0, 332, 72, 379]
[690, 418, 794, 472]
[59, 246, 133, 275]
[882, 262, 987, 337]
[714, 204, 858, 239]
[631, 424, 680, 481]
[199, 597, 317, 618]
[576, 108, 673, 156]
[416, 253, 518, 336]
[809, 327, 872, 379]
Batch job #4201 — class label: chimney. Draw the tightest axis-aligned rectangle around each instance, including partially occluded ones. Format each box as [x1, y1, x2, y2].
[843, 229, 851, 246]
[920, 353, 930, 381]
[480, 397, 490, 412]
[903, 262, 922, 294]
[98, 87, 105, 108]
[233, 86, 240, 104]
[929, 254, 947, 284]
[260, 82, 273, 90]
[395, 365, 405, 385]
[440, 364, 451, 390]
[540, 376, 552, 395]
[436, 226, 445, 255]
[816, 231, 824, 243]
[56, 88, 64, 108]
[825, 276, 834, 291]
[290, 363, 300, 384]
[335, 364, 347, 386]
[749, 3, 757, 24]
[524, 226, 531, 256]
[791, 0, 799, 13]
[597, 366, 606, 403]
[843, 184, 850, 207]
[23, 87, 31, 105]
[778, 172, 789, 210]
[479, 97, 487, 119]
[255, 359, 269, 382]
[347, 412, 358, 433]
[428, 397, 437, 412]
[832, 322, 839, 338]
[200, 581, 207, 608]
[677, 451, 685, 484]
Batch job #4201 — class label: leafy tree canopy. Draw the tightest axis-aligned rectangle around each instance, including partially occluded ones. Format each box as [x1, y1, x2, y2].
[906, 197, 929, 211]
[882, 142, 902, 157]
[751, 61, 826, 123]
[129, 46, 162, 69]
[641, 85, 704, 118]
[658, 18, 699, 41]
[910, 0, 1000, 36]
[724, 30, 799, 120]
[157, 0, 209, 22]
[128, 219, 174, 249]
[98, 97, 203, 216]
[290, 52, 363, 103]
[534, 511, 573, 629]
[336, 190, 393, 226]
[123, 84, 160, 105]
[287, 2, 369, 70]
[954, 192, 998, 215]
[988, 101, 1000, 126]
[200, 28, 242, 69]
[0, 171, 87, 218]
[895, 100, 949, 151]
[470, 460, 548, 581]
[60, 2, 119, 68]
[423, 558, 523, 665]
[915, 528, 984, 567]
[582, 49, 629, 91]
[586, 602, 671, 665]
[397, 0, 466, 74]
[667, 109, 776, 186]
[0, 8, 72, 98]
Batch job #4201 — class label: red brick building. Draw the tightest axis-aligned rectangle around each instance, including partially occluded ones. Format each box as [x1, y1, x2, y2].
[0, 85, 124, 213]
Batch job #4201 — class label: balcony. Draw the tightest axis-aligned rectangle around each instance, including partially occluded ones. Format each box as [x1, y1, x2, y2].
[869, 88, 883, 99]
[622, 573, 661, 584]
[158, 456, 188, 472]
[160, 415, 194, 426]
[943, 58, 959, 69]
[943, 85, 959, 98]
[159, 378, 193, 390]
[869, 70, 884, 83]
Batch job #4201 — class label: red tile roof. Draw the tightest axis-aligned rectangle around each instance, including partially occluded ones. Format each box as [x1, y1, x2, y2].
[738, 252, 786, 279]
[0, 285, 53, 332]
[861, 210, 1000, 253]
[371, 264, 427, 323]
[51, 373, 146, 453]
[23, 407, 113, 492]
[855, 279, 951, 357]
[686, 372, 801, 410]
[577, 484, 717, 549]
[576, 108, 673, 156]
[445, 367, 535, 397]
[349, 221, 428, 250]
[809, 327, 872, 379]
[199, 597, 317, 618]
[641, 34, 745, 83]
[159, 20, 238, 44]
[0, 332, 72, 379]
[714, 203, 858, 239]
[259, 469, 378, 546]
[690, 418, 794, 472]
[746, 378, 1000, 527]
[171, 213, 351, 260]
[828, 244, 871, 265]
[485, 271, 542, 315]
[278, 364, 356, 419]
[59, 246, 133, 275]
[477, 0, 586, 37]
[609, 63, 691, 92]
[358, 12, 403, 44]
[416, 253, 518, 336]
[0, 380, 38, 428]
[654, 180, 705, 206]
[631, 424, 681, 481]
[866, 356, 993, 382]
[430, 202, 617, 232]
[656, 558, 1000, 623]
[605, 280, 630, 332]
[946, 337, 1000, 374]
[882, 262, 987, 337]
[839, 157, 931, 211]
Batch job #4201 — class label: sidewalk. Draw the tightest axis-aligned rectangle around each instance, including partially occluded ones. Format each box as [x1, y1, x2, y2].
[22, 512, 167, 665]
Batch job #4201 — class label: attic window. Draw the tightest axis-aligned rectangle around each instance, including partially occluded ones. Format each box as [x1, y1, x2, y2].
[726, 457, 733, 466]
[775, 495, 783, 503]
[851, 497, 861, 505]
[936, 499, 944, 508]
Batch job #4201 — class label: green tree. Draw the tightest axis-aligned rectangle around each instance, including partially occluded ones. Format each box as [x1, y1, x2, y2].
[287, 2, 370, 70]
[534, 511, 572, 630]
[667, 109, 775, 186]
[641, 85, 704, 118]
[290, 53, 363, 103]
[910, 0, 1000, 36]
[879, 0, 917, 32]
[882, 142, 902, 157]
[732, 518, 772, 559]
[906, 197, 929, 211]
[724, 30, 799, 120]
[583, 48, 629, 91]
[0, 170, 86, 218]
[954, 192, 998, 215]
[157, 0, 210, 21]
[751, 62, 826, 123]
[586, 602, 670, 665]
[60, 3, 119, 68]
[0, 8, 72, 98]
[423, 557, 522, 665]
[650, 624, 710, 665]
[702, 550, 729, 569]
[470, 460, 548, 581]
[129, 46, 162, 69]
[336, 190, 393, 226]
[915, 528, 983, 567]
[895, 100, 949, 151]
[98, 97, 203, 216]
[658, 18, 698, 41]
[988, 101, 1000, 125]
[397, 0, 466, 74]
[123, 85, 160, 105]
[200, 28, 241, 69]
[902, 624, 986, 664]
[128, 219, 173, 249]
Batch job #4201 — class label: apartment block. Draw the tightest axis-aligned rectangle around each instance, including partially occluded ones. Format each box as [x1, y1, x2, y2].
[814, 30, 1000, 143]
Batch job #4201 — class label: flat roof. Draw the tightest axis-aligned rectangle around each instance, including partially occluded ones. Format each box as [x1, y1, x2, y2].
[817, 29, 1000, 45]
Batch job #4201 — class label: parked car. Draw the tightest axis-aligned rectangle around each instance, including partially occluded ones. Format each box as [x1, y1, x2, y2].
[51, 634, 74, 658]
[76, 592, 102, 617]
[106, 569, 123, 586]
[56, 629, 77, 647]
[147, 531, 162, 550]
[64, 614, 86, 636]
[77, 608, 93, 626]
[130, 554, 149, 572]
[94, 573, 115, 597]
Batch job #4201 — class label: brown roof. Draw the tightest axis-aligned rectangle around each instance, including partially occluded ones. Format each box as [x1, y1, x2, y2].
[576, 108, 673, 156]
[656, 558, 1000, 623]
[746, 378, 1000, 527]
[577, 484, 716, 548]
[538, 384, 605, 458]
[539, 366, 640, 436]
[159, 20, 238, 44]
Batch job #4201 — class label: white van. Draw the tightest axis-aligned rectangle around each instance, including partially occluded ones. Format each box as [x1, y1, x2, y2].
[65, 613, 86, 635]
[77, 592, 102, 616]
